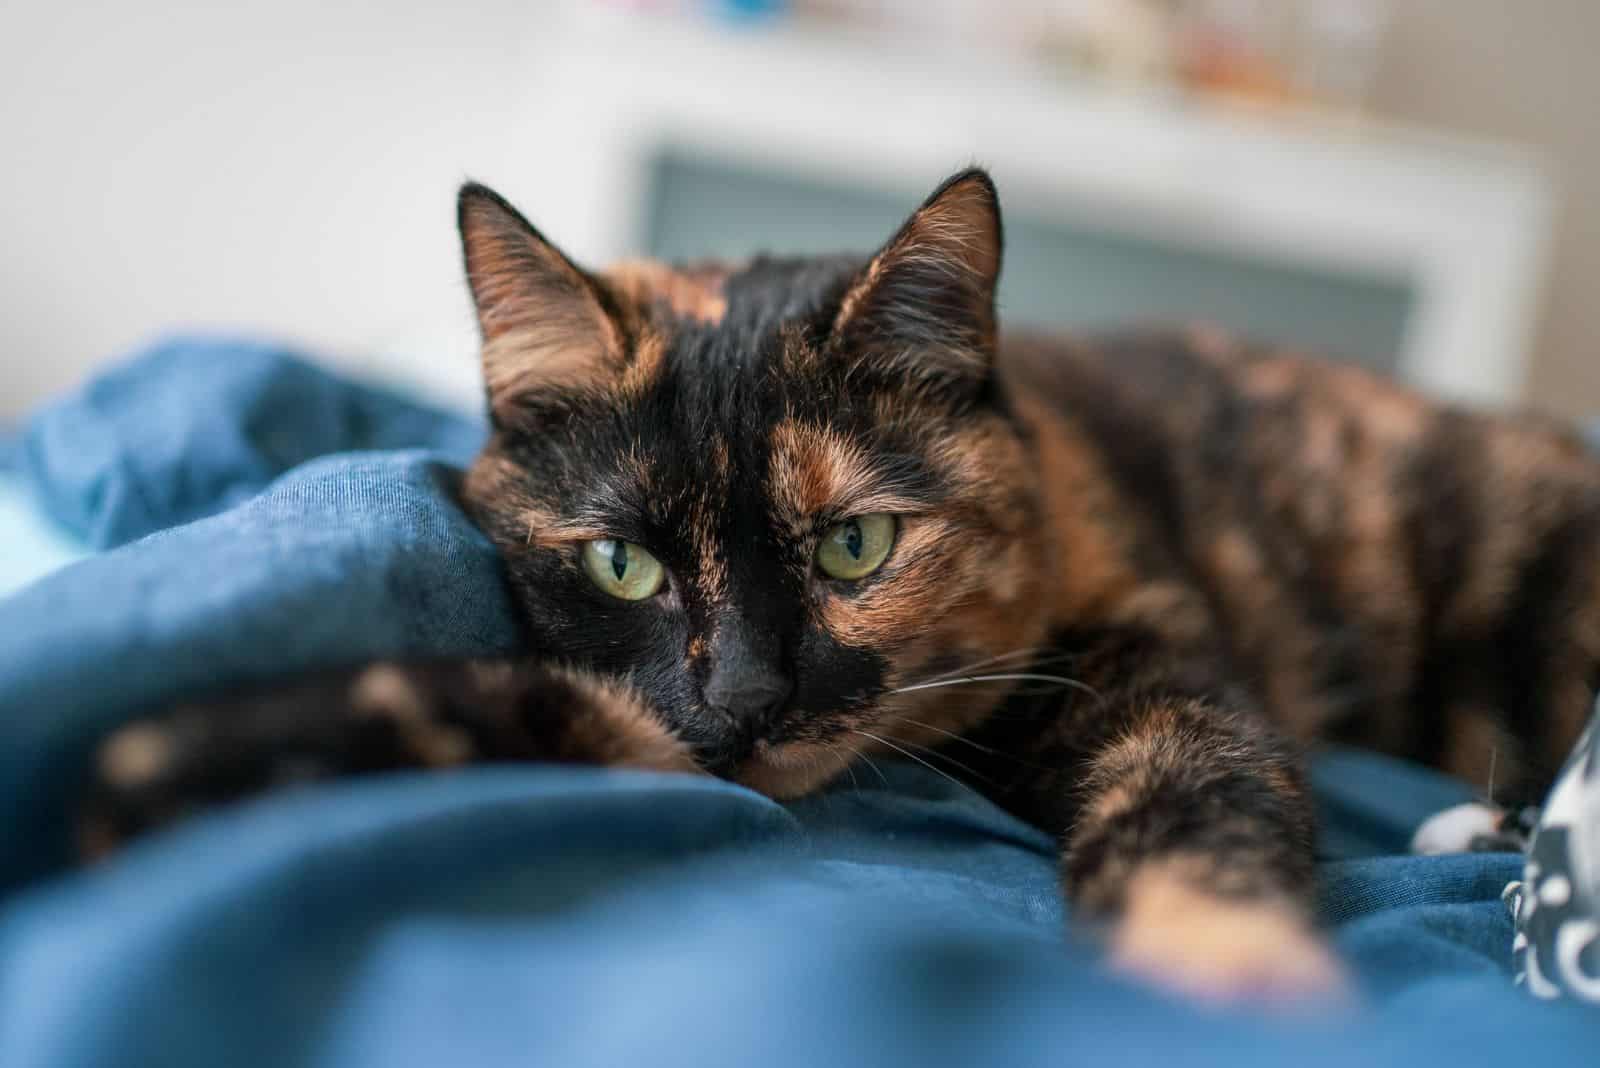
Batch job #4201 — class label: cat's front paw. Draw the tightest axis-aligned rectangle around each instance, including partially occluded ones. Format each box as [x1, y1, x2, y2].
[77, 662, 701, 862]
[78, 719, 229, 860]
[1107, 865, 1350, 1010]
[78, 673, 455, 859]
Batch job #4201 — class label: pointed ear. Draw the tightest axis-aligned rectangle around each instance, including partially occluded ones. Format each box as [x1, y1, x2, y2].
[457, 182, 623, 416]
[831, 169, 1003, 386]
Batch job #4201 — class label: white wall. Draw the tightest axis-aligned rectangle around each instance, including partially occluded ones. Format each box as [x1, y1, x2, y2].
[0, 0, 579, 416]
[3, 1, 1586, 419]
[1372, 0, 1600, 419]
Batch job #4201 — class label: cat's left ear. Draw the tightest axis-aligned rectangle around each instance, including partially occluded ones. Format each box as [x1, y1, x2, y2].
[831, 168, 1003, 387]
[457, 182, 624, 419]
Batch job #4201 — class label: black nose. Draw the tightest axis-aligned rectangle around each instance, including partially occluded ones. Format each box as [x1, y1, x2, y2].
[698, 616, 792, 773]
[703, 665, 792, 725]
[693, 671, 790, 778]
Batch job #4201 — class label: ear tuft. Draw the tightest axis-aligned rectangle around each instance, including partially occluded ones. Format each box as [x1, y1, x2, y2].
[457, 183, 622, 416]
[832, 168, 1003, 384]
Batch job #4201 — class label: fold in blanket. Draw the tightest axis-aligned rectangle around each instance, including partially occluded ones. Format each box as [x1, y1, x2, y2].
[17, 336, 486, 549]
[1, 338, 1597, 1068]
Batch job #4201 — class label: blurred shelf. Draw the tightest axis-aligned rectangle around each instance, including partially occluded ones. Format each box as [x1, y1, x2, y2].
[511, 9, 1555, 406]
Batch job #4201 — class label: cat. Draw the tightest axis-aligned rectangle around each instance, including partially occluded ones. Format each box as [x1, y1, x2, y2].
[80, 169, 1600, 1005]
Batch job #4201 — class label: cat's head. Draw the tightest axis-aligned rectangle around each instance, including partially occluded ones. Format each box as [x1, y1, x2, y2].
[459, 169, 1049, 797]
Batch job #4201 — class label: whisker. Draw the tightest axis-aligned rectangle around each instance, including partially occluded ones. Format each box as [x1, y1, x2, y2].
[807, 740, 858, 793]
[918, 649, 1085, 685]
[854, 748, 891, 788]
[839, 748, 861, 792]
[885, 714, 1060, 773]
[851, 729, 984, 796]
[922, 647, 1050, 682]
[873, 730, 1000, 787]
[881, 714, 1005, 755]
[891, 673, 1103, 704]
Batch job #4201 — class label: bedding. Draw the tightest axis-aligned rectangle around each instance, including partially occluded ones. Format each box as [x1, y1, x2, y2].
[0, 464, 85, 598]
[0, 450, 85, 879]
[1, 337, 1597, 1067]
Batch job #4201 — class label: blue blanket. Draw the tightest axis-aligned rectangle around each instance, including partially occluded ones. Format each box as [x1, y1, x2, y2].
[1, 338, 1596, 1066]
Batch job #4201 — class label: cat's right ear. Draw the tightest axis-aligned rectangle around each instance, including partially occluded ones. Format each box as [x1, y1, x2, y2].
[458, 183, 623, 418]
[829, 169, 1003, 391]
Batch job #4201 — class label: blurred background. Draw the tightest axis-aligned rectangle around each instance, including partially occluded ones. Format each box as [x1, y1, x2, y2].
[1, 0, 1594, 418]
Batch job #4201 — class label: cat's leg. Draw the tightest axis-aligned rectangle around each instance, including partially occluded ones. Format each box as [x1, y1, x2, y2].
[80, 660, 695, 859]
[1064, 698, 1343, 1005]
[983, 629, 1344, 1005]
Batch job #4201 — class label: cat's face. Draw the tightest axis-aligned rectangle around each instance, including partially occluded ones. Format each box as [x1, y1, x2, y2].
[460, 171, 1049, 797]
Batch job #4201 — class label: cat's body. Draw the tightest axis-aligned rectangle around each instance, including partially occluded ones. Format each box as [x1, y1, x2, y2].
[993, 327, 1600, 795]
[83, 171, 1600, 1004]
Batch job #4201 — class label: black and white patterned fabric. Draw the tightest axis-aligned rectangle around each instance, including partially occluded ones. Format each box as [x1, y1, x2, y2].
[1505, 703, 1600, 1002]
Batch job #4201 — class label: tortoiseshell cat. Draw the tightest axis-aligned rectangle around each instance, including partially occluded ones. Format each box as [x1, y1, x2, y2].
[83, 170, 1600, 1004]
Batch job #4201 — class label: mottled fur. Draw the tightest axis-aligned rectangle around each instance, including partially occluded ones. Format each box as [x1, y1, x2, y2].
[84, 170, 1600, 1003]
[79, 661, 694, 860]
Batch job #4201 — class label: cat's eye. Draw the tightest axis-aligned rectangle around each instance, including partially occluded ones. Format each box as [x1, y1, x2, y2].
[581, 539, 665, 600]
[815, 514, 896, 580]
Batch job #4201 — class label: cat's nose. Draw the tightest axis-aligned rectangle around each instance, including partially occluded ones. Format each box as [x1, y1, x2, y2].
[702, 664, 792, 725]
[701, 616, 792, 763]
[697, 663, 791, 777]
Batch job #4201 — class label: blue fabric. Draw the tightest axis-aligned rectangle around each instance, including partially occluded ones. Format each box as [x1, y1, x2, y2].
[1, 337, 1596, 1066]
[0, 468, 86, 597]
[17, 336, 484, 549]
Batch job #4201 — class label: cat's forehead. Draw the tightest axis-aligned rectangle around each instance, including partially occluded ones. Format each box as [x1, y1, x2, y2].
[505, 353, 929, 551]
[605, 254, 861, 368]
[487, 252, 1007, 547]
[594, 257, 865, 449]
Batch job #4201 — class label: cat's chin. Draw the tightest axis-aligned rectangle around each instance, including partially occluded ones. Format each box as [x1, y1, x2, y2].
[733, 738, 858, 800]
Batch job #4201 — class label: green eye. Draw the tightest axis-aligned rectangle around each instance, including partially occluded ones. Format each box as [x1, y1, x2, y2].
[581, 539, 665, 600]
[815, 514, 896, 580]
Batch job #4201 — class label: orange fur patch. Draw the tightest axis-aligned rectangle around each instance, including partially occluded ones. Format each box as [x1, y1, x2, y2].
[688, 494, 728, 602]
[350, 665, 475, 767]
[606, 259, 730, 325]
[97, 724, 177, 789]
[767, 419, 902, 531]
[1014, 395, 1150, 620]
[555, 668, 701, 774]
[737, 737, 860, 798]
[619, 329, 668, 399]
[1110, 858, 1348, 1008]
